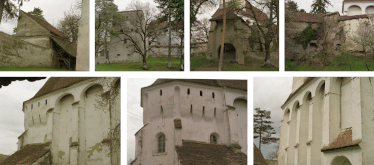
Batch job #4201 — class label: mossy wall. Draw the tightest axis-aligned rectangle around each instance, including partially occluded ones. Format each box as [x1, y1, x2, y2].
[0, 31, 52, 67]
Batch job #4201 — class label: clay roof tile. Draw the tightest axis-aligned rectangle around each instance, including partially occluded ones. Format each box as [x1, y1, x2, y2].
[1, 142, 51, 165]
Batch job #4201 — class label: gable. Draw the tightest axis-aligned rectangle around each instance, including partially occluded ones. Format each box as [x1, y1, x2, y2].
[16, 10, 67, 38]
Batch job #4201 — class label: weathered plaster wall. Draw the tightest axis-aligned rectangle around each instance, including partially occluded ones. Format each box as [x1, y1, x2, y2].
[134, 81, 247, 165]
[343, 1, 374, 15]
[18, 36, 51, 48]
[207, 19, 251, 64]
[76, 0, 90, 71]
[21, 78, 119, 165]
[0, 32, 53, 67]
[16, 11, 50, 37]
[360, 77, 374, 165]
[148, 46, 181, 58]
[105, 36, 143, 64]
[339, 18, 370, 52]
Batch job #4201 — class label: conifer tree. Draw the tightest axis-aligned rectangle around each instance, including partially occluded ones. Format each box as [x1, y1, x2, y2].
[311, 0, 332, 14]
[254, 107, 279, 150]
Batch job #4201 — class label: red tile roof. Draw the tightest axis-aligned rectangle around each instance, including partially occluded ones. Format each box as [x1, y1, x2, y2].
[210, 1, 268, 21]
[321, 128, 361, 152]
[292, 12, 324, 23]
[175, 140, 247, 165]
[1, 142, 51, 165]
[338, 14, 369, 21]
[0, 78, 46, 89]
[21, 10, 68, 38]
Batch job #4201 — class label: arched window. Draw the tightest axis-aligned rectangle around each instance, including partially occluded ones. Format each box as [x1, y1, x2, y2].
[210, 134, 217, 144]
[158, 134, 166, 153]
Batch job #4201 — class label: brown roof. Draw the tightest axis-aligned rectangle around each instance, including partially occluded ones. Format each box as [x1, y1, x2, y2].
[210, 1, 268, 21]
[1, 142, 50, 165]
[254, 144, 268, 165]
[50, 35, 77, 57]
[281, 77, 315, 108]
[338, 14, 369, 21]
[21, 10, 67, 38]
[27, 77, 94, 101]
[148, 79, 247, 91]
[175, 140, 247, 165]
[321, 128, 361, 151]
[292, 12, 324, 23]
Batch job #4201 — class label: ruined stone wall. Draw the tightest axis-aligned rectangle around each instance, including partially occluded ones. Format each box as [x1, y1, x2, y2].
[339, 18, 370, 52]
[0, 32, 53, 67]
[244, 51, 279, 67]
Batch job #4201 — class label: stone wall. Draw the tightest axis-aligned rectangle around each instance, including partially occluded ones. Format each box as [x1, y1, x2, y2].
[0, 31, 52, 67]
[148, 46, 182, 58]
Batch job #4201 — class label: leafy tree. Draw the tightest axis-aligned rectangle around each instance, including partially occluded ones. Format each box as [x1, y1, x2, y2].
[311, 0, 332, 14]
[154, 0, 184, 69]
[0, 0, 30, 24]
[28, 7, 44, 20]
[57, 6, 81, 43]
[285, 0, 299, 12]
[190, 0, 218, 26]
[254, 107, 279, 150]
[95, 0, 123, 64]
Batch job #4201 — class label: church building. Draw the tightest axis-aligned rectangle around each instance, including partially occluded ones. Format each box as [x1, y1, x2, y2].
[278, 77, 374, 165]
[1, 77, 121, 165]
[130, 79, 247, 165]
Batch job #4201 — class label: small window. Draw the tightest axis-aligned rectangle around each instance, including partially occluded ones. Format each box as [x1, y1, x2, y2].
[117, 54, 120, 56]
[203, 106, 205, 115]
[200, 91, 203, 96]
[210, 134, 217, 144]
[160, 90, 162, 96]
[212, 92, 215, 98]
[190, 105, 193, 113]
[158, 134, 165, 153]
[187, 88, 190, 95]
[161, 106, 163, 114]
[45, 100, 47, 105]
[214, 108, 216, 116]
[31, 104, 33, 109]
[38, 102, 40, 107]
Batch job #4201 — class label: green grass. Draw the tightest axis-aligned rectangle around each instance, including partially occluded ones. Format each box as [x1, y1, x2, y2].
[286, 53, 374, 71]
[190, 56, 279, 71]
[96, 57, 182, 71]
[0, 66, 68, 71]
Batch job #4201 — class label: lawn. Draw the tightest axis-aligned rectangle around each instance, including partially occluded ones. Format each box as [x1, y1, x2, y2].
[0, 66, 68, 71]
[190, 56, 279, 71]
[286, 53, 374, 71]
[96, 57, 182, 71]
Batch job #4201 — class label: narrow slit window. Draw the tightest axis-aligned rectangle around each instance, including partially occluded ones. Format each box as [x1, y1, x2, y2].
[187, 88, 190, 95]
[200, 91, 203, 96]
[45, 100, 47, 105]
[212, 92, 215, 98]
[31, 104, 33, 109]
[160, 90, 162, 96]
[203, 106, 205, 115]
[38, 102, 40, 107]
[214, 108, 216, 116]
[190, 105, 193, 113]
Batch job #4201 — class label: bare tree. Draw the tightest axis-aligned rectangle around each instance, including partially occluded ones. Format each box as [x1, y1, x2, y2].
[266, 143, 279, 160]
[57, 5, 81, 43]
[351, 14, 374, 71]
[114, 0, 162, 70]
[191, 17, 210, 43]
[190, 0, 218, 26]
[245, 0, 278, 68]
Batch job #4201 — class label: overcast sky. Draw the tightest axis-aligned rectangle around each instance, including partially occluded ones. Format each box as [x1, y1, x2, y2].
[294, 0, 343, 14]
[0, 0, 80, 35]
[127, 78, 157, 163]
[0, 78, 48, 155]
[253, 77, 293, 159]
[114, 0, 157, 12]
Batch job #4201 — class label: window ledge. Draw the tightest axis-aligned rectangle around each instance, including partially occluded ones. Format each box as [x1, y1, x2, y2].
[153, 152, 167, 156]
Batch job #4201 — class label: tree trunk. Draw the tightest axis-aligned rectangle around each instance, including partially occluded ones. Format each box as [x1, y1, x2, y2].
[218, 0, 226, 71]
[180, 36, 184, 71]
[142, 56, 148, 70]
[262, 39, 274, 68]
[0, 0, 5, 25]
[167, 0, 172, 69]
